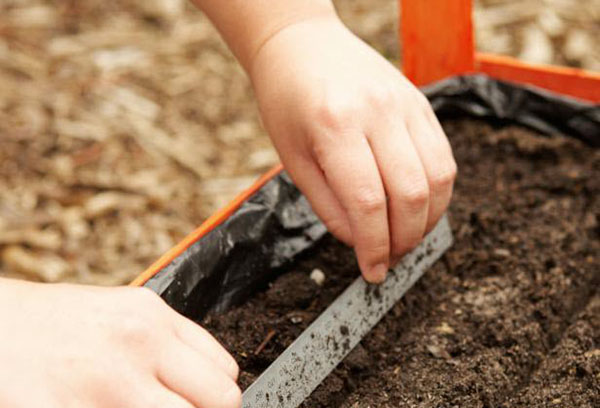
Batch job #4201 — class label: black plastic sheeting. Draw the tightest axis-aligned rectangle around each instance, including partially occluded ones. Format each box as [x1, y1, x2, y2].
[144, 74, 599, 322]
[424, 75, 599, 147]
[145, 175, 327, 320]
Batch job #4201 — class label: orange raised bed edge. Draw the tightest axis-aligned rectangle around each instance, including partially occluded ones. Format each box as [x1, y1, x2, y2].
[130, 163, 283, 287]
[476, 53, 600, 103]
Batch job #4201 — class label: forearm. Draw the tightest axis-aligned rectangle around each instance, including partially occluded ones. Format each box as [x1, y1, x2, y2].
[191, 0, 338, 73]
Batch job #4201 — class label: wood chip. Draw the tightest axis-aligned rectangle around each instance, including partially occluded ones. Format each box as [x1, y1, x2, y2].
[2, 246, 72, 282]
[519, 25, 554, 64]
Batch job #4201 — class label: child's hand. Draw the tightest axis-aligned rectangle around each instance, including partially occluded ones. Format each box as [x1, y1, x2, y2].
[0, 279, 241, 408]
[250, 17, 457, 283]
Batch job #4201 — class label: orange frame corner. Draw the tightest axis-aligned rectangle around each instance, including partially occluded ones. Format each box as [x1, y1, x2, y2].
[399, 0, 600, 103]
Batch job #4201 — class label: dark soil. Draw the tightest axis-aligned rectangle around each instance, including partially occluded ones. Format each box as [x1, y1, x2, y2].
[202, 119, 600, 407]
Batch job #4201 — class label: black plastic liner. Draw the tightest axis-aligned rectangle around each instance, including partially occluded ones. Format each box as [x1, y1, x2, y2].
[144, 74, 599, 322]
[424, 75, 599, 147]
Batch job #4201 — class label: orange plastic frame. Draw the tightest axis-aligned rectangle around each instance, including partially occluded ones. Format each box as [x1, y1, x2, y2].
[401, 0, 600, 102]
[132, 0, 599, 287]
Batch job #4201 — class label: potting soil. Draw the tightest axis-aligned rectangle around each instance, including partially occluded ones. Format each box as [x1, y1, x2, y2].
[203, 118, 599, 407]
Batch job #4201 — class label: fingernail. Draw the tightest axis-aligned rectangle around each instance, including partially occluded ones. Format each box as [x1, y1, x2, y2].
[370, 263, 388, 283]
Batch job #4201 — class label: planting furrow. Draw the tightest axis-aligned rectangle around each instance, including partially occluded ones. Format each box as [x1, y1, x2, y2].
[503, 294, 600, 408]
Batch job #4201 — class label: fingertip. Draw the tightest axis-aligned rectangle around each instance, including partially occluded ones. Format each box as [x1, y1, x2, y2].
[223, 382, 242, 408]
[227, 356, 240, 381]
[364, 263, 388, 284]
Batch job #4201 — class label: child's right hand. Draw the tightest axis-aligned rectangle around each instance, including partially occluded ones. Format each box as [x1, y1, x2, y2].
[249, 16, 457, 283]
[0, 279, 241, 408]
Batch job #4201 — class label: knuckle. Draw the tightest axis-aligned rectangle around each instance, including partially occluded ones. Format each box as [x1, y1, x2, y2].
[354, 187, 386, 215]
[311, 132, 338, 163]
[114, 315, 155, 348]
[429, 161, 457, 190]
[401, 180, 430, 209]
[366, 86, 397, 109]
[313, 97, 359, 132]
[222, 383, 242, 408]
[314, 104, 344, 131]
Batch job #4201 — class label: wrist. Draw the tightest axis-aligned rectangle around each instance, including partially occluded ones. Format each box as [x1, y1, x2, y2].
[246, 11, 342, 74]
[193, 0, 339, 73]
[248, 14, 348, 83]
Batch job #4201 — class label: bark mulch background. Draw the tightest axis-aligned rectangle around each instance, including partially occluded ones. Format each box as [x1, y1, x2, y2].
[203, 119, 600, 408]
[1, 0, 598, 285]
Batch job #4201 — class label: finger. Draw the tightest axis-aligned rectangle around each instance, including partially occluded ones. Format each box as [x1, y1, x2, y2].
[366, 120, 429, 262]
[173, 314, 239, 380]
[407, 103, 457, 233]
[283, 155, 353, 246]
[158, 341, 242, 408]
[314, 130, 389, 283]
[423, 97, 453, 152]
[142, 384, 196, 408]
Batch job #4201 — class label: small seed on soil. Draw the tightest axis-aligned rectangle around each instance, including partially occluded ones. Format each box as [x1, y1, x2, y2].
[310, 268, 326, 286]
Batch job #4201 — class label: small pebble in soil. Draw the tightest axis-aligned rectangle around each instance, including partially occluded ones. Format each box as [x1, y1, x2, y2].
[310, 268, 326, 286]
[435, 322, 455, 335]
[493, 248, 511, 258]
[290, 315, 303, 324]
[426, 344, 451, 360]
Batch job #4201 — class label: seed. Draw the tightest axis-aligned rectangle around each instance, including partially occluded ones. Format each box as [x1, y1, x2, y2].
[310, 268, 326, 286]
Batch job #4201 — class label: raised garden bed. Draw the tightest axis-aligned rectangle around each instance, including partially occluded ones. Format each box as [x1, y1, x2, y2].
[202, 118, 599, 407]
[136, 76, 599, 407]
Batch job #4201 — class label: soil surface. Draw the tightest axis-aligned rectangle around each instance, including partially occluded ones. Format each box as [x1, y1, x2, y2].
[203, 119, 599, 407]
